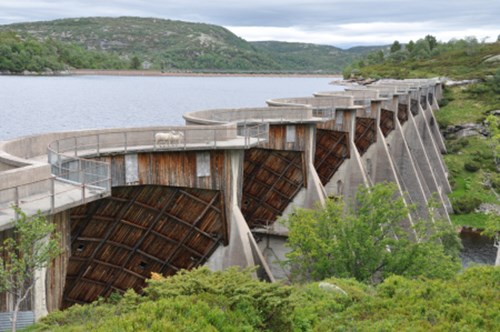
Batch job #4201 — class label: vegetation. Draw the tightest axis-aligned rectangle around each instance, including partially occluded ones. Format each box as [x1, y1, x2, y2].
[0, 208, 61, 332]
[283, 183, 461, 284]
[345, 36, 500, 80]
[30, 267, 293, 332]
[436, 83, 500, 228]
[251, 41, 383, 73]
[28, 265, 500, 331]
[0, 31, 127, 73]
[0, 17, 384, 73]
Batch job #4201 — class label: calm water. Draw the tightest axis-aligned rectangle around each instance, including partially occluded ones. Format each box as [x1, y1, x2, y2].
[0, 75, 340, 141]
[460, 231, 497, 267]
[0, 75, 495, 266]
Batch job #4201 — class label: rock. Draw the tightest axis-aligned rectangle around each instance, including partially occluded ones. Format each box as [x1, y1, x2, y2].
[476, 203, 500, 216]
[318, 282, 348, 296]
[491, 110, 500, 116]
[444, 79, 481, 87]
[442, 123, 489, 138]
[484, 54, 500, 63]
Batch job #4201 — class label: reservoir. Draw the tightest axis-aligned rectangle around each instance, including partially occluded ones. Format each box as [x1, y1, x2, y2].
[0, 75, 339, 140]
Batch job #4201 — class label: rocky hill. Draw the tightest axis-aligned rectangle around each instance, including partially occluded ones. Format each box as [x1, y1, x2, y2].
[0, 17, 380, 72]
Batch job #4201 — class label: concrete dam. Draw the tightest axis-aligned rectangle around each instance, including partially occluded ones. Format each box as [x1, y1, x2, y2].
[0, 78, 451, 319]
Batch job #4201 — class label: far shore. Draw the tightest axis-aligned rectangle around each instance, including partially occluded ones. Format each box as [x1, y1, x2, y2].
[70, 69, 342, 78]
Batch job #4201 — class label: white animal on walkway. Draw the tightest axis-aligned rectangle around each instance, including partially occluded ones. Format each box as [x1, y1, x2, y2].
[155, 131, 184, 147]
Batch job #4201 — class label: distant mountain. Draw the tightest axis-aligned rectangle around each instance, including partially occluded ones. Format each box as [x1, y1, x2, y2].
[251, 41, 353, 72]
[0, 17, 383, 73]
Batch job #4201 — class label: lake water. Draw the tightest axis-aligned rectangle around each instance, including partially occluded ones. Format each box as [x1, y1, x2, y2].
[0, 75, 340, 141]
[0, 75, 495, 267]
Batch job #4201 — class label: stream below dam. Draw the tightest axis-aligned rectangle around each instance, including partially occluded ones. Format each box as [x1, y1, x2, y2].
[460, 230, 497, 267]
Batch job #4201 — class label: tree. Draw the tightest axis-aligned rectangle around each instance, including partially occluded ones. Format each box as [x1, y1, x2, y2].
[413, 38, 431, 59]
[425, 34, 438, 51]
[130, 55, 141, 70]
[0, 208, 61, 332]
[406, 40, 415, 54]
[390, 40, 401, 53]
[283, 183, 461, 283]
[366, 50, 385, 65]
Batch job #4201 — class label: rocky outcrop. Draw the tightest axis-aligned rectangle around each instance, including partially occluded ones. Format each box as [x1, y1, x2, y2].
[442, 123, 489, 139]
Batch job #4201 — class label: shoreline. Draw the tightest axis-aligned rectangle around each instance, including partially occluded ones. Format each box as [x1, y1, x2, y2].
[71, 69, 342, 78]
[0, 69, 343, 78]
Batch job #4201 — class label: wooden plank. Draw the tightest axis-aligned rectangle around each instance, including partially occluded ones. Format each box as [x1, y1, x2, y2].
[398, 103, 409, 124]
[63, 185, 225, 308]
[380, 109, 395, 137]
[355, 117, 377, 156]
[241, 148, 304, 228]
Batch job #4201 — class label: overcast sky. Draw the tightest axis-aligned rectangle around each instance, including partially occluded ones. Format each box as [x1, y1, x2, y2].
[0, 0, 499, 48]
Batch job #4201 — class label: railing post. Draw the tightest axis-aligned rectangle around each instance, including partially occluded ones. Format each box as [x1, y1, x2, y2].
[50, 177, 55, 213]
[74, 137, 78, 157]
[213, 129, 216, 148]
[243, 121, 247, 147]
[79, 159, 83, 185]
[97, 134, 100, 156]
[14, 186, 19, 219]
[81, 183, 85, 203]
[124, 132, 128, 153]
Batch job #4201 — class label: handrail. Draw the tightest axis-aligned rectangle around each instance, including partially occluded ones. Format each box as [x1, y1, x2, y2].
[46, 125, 268, 158]
[0, 174, 108, 229]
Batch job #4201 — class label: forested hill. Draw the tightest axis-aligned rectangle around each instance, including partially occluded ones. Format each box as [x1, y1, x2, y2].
[0, 16, 378, 73]
[251, 41, 385, 72]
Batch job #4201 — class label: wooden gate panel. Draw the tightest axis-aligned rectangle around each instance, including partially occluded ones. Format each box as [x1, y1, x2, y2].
[397, 103, 408, 125]
[63, 185, 226, 308]
[241, 148, 305, 228]
[380, 109, 395, 137]
[355, 117, 377, 156]
[314, 129, 350, 185]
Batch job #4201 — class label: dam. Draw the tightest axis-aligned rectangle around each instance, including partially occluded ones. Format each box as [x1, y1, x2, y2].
[0, 78, 450, 321]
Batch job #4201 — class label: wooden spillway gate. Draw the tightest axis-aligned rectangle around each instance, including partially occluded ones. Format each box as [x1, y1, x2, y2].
[62, 149, 232, 306]
[241, 124, 309, 229]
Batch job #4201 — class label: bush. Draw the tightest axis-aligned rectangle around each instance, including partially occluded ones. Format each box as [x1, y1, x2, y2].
[464, 160, 480, 172]
[451, 195, 482, 214]
[491, 173, 500, 189]
[446, 138, 470, 154]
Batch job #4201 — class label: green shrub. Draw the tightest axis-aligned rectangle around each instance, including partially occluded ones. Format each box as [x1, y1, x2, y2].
[451, 195, 482, 214]
[464, 160, 480, 172]
[491, 173, 500, 189]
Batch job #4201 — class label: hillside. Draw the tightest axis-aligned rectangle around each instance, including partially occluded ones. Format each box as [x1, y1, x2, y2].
[250, 41, 384, 72]
[0, 16, 385, 73]
[347, 38, 500, 80]
[0, 16, 283, 71]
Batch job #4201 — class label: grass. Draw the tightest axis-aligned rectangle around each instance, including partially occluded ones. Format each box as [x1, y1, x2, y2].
[451, 213, 490, 229]
[437, 85, 499, 228]
[435, 86, 491, 127]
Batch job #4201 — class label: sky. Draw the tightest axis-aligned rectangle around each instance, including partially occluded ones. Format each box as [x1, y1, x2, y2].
[0, 0, 499, 48]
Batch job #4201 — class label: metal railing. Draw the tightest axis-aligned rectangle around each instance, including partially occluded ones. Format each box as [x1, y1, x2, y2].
[47, 126, 268, 158]
[0, 174, 107, 224]
[210, 108, 317, 124]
